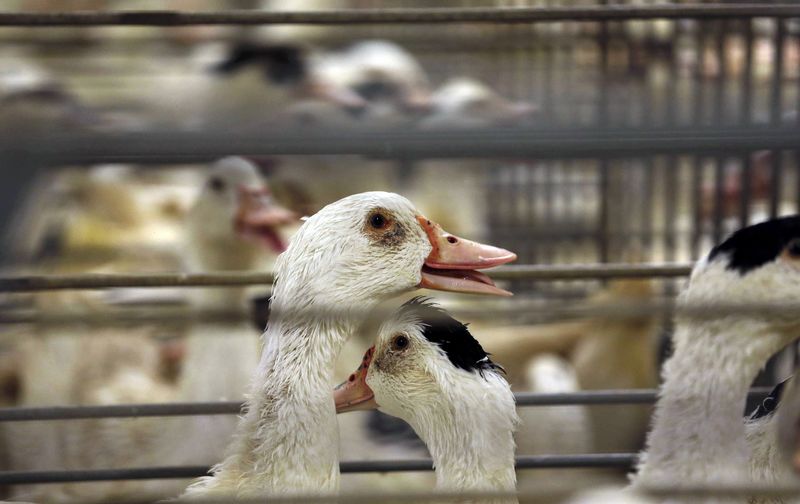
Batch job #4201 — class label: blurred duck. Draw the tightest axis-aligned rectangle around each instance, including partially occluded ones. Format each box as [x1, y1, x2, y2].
[335, 297, 518, 504]
[267, 40, 436, 215]
[409, 77, 537, 239]
[481, 280, 659, 455]
[6, 158, 297, 502]
[182, 192, 515, 498]
[418, 77, 536, 130]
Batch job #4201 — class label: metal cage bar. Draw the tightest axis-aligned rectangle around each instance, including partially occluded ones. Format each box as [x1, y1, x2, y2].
[1, 127, 798, 165]
[0, 389, 771, 422]
[0, 263, 694, 292]
[0, 5, 799, 27]
[0, 454, 638, 485]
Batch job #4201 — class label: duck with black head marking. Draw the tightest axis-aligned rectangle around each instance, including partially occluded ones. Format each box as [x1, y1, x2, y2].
[336, 297, 518, 504]
[564, 216, 800, 504]
[625, 215, 800, 503]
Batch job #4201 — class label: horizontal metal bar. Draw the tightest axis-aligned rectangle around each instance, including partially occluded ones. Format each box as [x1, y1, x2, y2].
[1, 126, 796, 164]
[0, 272, 275, 292]
[0, 389, 771, 422]
[5, 300, 800, 326]
[0, 263, 692, 292]
[483, 263, 693, 281]
[0, 454, 638, 485]
[0, 5, 798, 27]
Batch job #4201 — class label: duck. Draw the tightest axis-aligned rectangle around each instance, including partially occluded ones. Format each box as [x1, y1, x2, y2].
[568, 217, 800, 503]
[182, 191, 516, 498]
[630, 216, 800, 495]
[5, 157, 297, 503]
[334, 297, 518, 504]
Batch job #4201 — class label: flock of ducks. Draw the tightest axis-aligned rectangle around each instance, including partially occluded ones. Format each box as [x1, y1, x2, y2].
[3, 29, 800, 504]
[9, 179, 800, 503]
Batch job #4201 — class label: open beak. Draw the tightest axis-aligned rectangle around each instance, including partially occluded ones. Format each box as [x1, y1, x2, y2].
[334, 346, 378, 414]
[416, 215, 517, 296]
[234, 186, 298, 253]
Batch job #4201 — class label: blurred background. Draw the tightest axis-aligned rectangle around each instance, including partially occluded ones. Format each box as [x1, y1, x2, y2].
[0, 1, 798, 502]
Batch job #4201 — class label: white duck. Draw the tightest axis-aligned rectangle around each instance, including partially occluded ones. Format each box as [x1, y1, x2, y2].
[5, 157, 296, 503]
[569, 217, 800, 503]
[182, 191, 516, 498]
[631, 216, 800, 494]
[334, 297, 518, 503]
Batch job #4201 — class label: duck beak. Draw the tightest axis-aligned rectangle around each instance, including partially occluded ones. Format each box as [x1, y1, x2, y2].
[234, 186, 298, 253]
[335, 346, 378, 414]
[416, 215, 517, 296]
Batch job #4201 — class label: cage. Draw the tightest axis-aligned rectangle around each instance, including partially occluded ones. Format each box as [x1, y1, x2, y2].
[0, 2, 798, 503]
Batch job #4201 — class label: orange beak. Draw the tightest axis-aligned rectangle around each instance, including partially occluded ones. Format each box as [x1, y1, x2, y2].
[416, 215, 517, 296]
[334, 346, 378, 414]
[234, 186, 297, 253]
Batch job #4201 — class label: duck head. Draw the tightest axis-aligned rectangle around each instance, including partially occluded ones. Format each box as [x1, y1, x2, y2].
[334, 297, 517, 458]
[680, 215, 800, 355]
[272, 192, 516, 307]
[187, 156, 297, 260]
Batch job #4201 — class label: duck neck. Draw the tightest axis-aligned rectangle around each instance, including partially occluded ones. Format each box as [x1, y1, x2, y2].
[412, 376, 518, 497]
[213, 289, 362, 494]
[635, 317, 786, 485]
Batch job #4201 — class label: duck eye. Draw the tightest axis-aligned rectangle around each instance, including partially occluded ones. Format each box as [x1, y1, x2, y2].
[787, 239, 800, 258]
[369, 212, 388, 229]
[391, 334, 409, 351]
[209, 177, 226, 193]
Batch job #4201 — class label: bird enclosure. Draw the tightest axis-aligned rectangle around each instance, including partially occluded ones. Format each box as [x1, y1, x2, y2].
[0, 2, 799, 503]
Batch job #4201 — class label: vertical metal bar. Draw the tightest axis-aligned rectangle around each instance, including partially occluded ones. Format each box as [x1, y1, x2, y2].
[770, 150, 784, 218]
[741, 18, 754, 125]
[642, 159, 655, 253]
[771, 18, 786, 126]
[739, 153, 753, 227]
[597, 1, 611, 263]
[665, 158, 679, 263]
[712, 21, 727, 244]
[691, 156, 705, 259]
[715, 20, 726, 125]
[694, 21, 706, 126]
[691, 20, 707, 259]
[768, 19, 787, 219]
[738, 18, 755, 228]
[712, 157, 726, 244]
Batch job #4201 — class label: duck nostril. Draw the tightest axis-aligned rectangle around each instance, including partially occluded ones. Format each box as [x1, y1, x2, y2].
[349, 374, 355, 382]
[447, 236, 457, 244]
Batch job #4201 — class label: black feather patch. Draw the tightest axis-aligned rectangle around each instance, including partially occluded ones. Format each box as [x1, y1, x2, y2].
[213, 44, 307, 85]
[398, 297, 502, 375]
[748, 376, 792, 420]
[708, 215, 800, 275]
